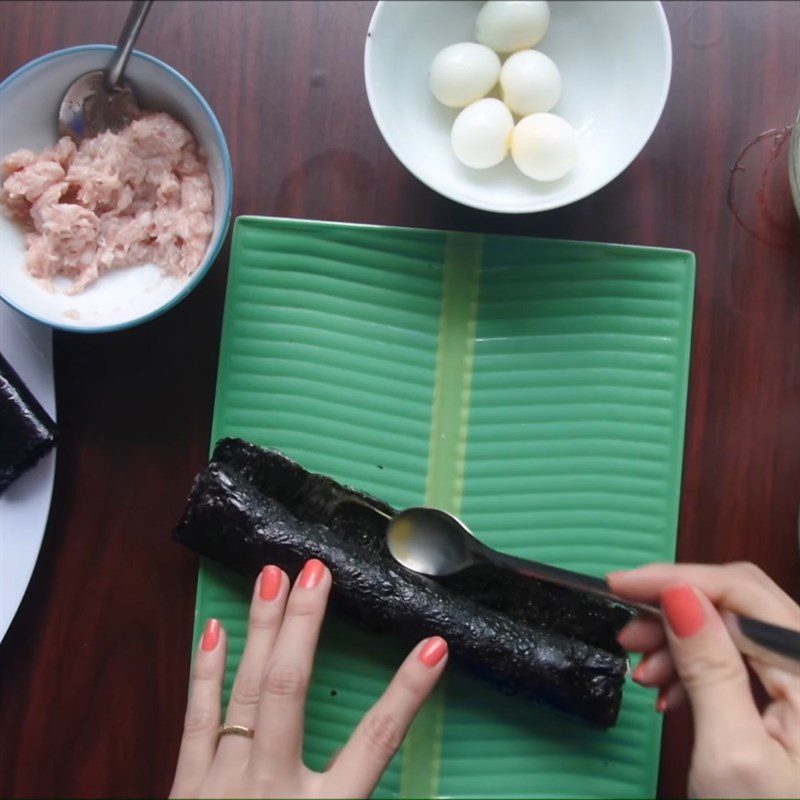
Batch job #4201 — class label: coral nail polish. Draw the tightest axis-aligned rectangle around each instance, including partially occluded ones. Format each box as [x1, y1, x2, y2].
[656, 694, 668, 713]
[419, 636, 448, 667]
[299, 559, 325, 589]
[202, 619, 220, 651]
[632, 661, 647, 684]
[260, 565, 282, 601]
[661, 584, 706, 638]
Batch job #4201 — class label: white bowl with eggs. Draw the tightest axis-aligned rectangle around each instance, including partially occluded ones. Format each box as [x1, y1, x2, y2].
[365, 1, 672, 214]
[0, 45, 232, 332]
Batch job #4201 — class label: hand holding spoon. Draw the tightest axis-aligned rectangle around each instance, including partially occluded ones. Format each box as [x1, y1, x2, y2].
[382, 505, 800, 671]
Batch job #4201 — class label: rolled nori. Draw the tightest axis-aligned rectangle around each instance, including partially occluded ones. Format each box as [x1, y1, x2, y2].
[0, 353, 57, 495]
[174, 438, 634, 728]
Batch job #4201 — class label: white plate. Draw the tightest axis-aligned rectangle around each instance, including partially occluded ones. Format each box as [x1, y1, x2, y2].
[0, 301, 56, 643]
[365, 1, 672, 214]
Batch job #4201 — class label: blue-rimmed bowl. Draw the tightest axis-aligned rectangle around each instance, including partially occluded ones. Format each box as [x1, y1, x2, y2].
[0, 45, 232, 332]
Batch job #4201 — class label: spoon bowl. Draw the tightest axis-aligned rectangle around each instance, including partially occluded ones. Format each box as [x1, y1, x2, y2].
[386, 507, 477, 576]
[58, 70, 140, 141]
[57, 0, 152, 142]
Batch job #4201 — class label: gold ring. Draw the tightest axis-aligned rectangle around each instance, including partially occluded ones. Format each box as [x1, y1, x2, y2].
[217, 723, 254, 739]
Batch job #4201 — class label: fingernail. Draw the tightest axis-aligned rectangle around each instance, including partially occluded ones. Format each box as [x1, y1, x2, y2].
[632, 661, 647, 683]
[260, 565, 282, 601]
[202, 618, 220, 651]
[299, 558, 325, 589]
[419, 636, 448, 667]
[661, 584, 705, 638]
[656, 693, 668, 713]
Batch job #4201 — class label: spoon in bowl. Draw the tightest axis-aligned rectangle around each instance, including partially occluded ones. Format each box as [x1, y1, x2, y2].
[58, 0, 153, 142]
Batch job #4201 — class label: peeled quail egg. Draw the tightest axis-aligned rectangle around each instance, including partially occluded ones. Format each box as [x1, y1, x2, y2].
[511, 113, 577, 181]
[500, 50, 561, 116]
[451, 98, 514, 169]
[429, 42, 501, 108]
[475, 1, 550, 54]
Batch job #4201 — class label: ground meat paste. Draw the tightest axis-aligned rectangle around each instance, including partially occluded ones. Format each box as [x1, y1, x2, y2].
[1, 113, 212, 293]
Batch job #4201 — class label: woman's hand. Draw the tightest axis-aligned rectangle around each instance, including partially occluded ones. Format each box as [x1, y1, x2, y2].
[608, 562, 800, 799]
[170, 559, 448, 799]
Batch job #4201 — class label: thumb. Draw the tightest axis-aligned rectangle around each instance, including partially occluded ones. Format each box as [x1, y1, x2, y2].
[661, 584, 762, 747]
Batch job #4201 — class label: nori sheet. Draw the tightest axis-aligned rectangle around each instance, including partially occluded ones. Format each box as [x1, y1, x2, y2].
[0, 353, 57, 495]
[174, 438, 634, 728]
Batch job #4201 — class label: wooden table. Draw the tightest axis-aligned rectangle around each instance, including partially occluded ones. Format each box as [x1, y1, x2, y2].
[0, 2, 798, 797]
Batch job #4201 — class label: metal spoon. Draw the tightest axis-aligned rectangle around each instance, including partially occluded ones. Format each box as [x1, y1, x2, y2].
[383, 505, 800, 669]
[385, 506, 649, 609]
[58, 0, 153, 142]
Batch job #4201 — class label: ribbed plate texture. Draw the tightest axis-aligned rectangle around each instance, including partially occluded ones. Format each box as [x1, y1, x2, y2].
[194, 216, 695, 798]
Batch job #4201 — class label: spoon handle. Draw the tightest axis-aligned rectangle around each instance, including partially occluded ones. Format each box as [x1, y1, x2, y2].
[480, 547, 800, 671]
[477, 546, 661, 614]
[106, 0, 154, 89]
[733, 614, 800, 674]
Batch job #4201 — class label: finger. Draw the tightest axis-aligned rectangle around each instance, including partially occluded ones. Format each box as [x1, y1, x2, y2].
[611, 563, 800, 704]
[659, 584, 763, 749]
[327, 637, 448, 798]
[170, 620, 227, 798]
[325, 747, 343, 771]
[632, 646, 676, 688]
[763, 694, 800, 756]
[656, 680, 687, 713]
[225, 567, 290, 726]
[618, 617, 666, 653]
[251, 559, 331, 774]
[608, 562, 798, 627]
[219, 567, 290, 759]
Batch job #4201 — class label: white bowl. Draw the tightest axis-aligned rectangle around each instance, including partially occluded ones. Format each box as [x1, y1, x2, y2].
[364, 1, 672, 214]
[0, 45, 232, 332]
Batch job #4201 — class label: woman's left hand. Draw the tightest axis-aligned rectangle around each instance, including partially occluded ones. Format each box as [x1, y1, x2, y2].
[170, 559, 448, 799]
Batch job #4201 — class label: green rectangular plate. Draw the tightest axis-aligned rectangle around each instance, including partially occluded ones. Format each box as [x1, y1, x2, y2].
[194, 216, 695, 799]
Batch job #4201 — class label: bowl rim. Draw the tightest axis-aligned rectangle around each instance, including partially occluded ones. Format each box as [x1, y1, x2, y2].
[0, 44, 233, 333]
[363, 0, 673, 215]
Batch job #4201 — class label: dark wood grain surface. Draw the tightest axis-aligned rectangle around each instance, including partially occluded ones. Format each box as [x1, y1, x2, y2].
[0, 1, 798, 797]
